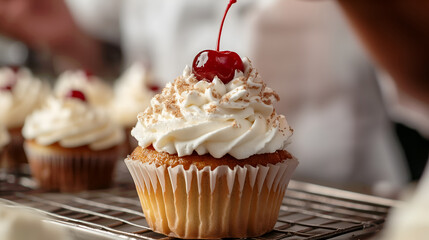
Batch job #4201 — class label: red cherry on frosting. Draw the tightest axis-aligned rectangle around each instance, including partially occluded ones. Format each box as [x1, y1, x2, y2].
[66, 90, 86, 102]
[9, 65, 20, 73]
[192, 0, 243, 83]
[193, 50, 243, 83]
[148, 84, 160, 92]
[0, 83, 14, 92]
[83, 69, 94, 82]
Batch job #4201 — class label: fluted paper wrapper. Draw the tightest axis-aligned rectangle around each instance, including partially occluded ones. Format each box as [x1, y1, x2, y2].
[24, 142, 120, 192]
[3, 127, 27, 169]
[125, 157, 298, 239]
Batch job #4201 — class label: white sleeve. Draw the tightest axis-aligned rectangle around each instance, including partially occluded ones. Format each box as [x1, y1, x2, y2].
[65, 0, 122, 44]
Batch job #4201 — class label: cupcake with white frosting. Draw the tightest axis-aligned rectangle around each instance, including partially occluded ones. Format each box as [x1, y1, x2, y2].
[22, 90, 125, 192]
[54, 70, 113, 108]
[125, 58, 298, 238]
[110, 63, 157, 152]
[0, 67, 50, 167]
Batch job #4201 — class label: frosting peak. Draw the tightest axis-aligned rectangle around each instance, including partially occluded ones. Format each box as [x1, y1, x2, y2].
[132, 58, 292, 159]
[110, 63, 155, 127]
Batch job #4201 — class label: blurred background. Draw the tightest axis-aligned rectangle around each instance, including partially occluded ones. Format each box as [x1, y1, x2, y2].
[0, 0, 428, 197]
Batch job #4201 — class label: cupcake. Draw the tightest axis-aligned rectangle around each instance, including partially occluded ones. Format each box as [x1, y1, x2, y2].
[110, 63, 157, 152]
[54, 70, 113, 108]
[125, 57, 297, 238]
[0, 67, 50, 168]
[22, 90, 125, 192]
[0, 125, 10, 161]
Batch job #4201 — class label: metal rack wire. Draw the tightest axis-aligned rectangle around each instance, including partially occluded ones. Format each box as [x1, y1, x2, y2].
[0, 179, 397, 240]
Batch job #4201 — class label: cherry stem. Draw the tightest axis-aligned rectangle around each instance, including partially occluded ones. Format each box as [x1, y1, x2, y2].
[217, 0, 237, 51]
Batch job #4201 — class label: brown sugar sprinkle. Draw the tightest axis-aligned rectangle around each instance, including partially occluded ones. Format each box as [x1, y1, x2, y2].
[138, 63, 287, 126]
[273, 122, 278, 128]
[262, 99, 272, 105]
[273, 92, 280, 102]
[153, 105, 162, 114]
[153, 94, 164, 103]
[233, 76, 247, 85]
[137, 112, 145, 121]
[220, 96, 230, 104]
[266, 117, 272, 126]
[207, 104, 217, 113]
[174, 77, 196, 95]
[211, 90, 221, 99]
[263, 91, 279, 101]
[165, 98, 183, 118]
[232, 120, 241, 128]
[248, 84, 260, 90]
[231, 79, 242, 85]
[145, 107, 154, 116]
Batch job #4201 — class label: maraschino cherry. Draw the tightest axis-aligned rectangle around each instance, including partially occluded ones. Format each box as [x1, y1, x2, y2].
[148, 84, 160, 92]
[0, 83, 14, 92]
[65, 89, 87, 102]
[192, 0, 244, 83]
[83, 69, 94, 81]
[1, 66, 18, 91]
[9, 65, 20, 73]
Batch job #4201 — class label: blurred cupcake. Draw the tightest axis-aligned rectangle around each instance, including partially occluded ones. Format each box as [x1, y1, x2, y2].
[110, 63, 157, 153]
[0, 67, 50, 168]
[0, 125, 10, 161]
[125, 58, 298, 238]
[54, 70, 113, 108]
[22, 90, 125, 192]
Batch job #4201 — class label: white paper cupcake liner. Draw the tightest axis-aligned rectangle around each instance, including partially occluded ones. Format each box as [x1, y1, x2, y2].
[24, 142, 121, 192]
[125, 157, 298, 239]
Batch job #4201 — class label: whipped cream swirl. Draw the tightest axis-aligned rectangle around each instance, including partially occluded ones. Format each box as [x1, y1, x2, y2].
[110, 63, 155, 127]
[54, 70, 113, 108]
[132, 58, 293, 159]
[23, 96, 125, 151]
[0, 67, 50, 129]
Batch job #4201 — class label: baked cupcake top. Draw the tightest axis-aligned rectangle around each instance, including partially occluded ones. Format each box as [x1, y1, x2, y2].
[54, 70, 113, 108]
[0, 125, 10, 151]
[22, 93, 125, 151]
[0, 67, 50, 129]
[132, 58, 293, 159]
[110, 63, 155, 127]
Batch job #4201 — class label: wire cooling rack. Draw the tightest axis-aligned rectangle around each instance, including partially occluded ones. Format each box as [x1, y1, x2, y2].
[0, 177, 397, 240]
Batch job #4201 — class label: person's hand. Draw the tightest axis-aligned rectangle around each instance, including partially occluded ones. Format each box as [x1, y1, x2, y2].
[0, 0, 78, 48]
[338, 0, 429, 105]
[0, 0, 103, 72]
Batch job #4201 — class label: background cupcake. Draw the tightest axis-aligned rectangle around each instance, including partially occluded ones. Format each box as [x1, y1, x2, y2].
[54, 70, 113, 108]
[125, 58, 298, 238]
[0, 124, 10, 162]
[110, 63, 157, 153]
[22, 90, 125, 192]
[0, 67, 50, 169]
